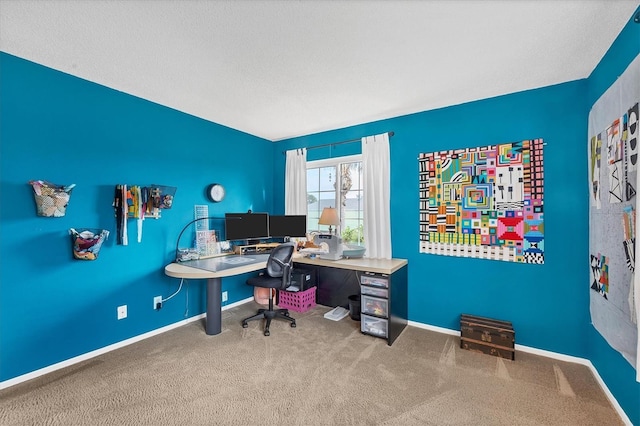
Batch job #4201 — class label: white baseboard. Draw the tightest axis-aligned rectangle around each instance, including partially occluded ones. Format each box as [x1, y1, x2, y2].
[0, 297, 253, 391]
[408, 320, 461, 336]
[407, 320, 632, 426]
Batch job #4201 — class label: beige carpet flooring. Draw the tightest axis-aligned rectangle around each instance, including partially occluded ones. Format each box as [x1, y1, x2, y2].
[0, 303, 625, 425]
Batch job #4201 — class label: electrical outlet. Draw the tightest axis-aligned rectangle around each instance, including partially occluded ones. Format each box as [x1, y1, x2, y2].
[117, 305, 127, 320]
[222, 291, 228, 302]
[153, 296, 162, 310]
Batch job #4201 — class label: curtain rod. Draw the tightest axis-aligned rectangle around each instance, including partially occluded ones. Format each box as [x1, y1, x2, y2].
[283, 131, 394, 154]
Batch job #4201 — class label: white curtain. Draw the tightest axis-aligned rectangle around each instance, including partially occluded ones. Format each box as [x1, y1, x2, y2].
[285, 148, 307, 215]
[362, 133, 391, 259]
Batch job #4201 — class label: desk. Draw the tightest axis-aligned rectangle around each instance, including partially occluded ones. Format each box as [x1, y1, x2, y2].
[164, 254, 270, 335]
[293, 256, 408, 345]
[165, 254, 408, 344]
[294, 257, 407, 307]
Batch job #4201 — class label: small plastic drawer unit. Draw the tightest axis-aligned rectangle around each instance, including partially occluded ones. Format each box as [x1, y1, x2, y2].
[361, 294, 389, 317]
[359, 271, 394, 342]
[360, 273, 389, 288]
[361, 314, 388, 338]
[360, 285, 388, 298]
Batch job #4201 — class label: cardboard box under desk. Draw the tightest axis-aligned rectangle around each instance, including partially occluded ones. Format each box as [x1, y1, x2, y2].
[459, 314, 515, 360]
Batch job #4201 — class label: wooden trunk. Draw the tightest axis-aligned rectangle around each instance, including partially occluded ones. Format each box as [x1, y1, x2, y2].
[460, 314, 515, 360]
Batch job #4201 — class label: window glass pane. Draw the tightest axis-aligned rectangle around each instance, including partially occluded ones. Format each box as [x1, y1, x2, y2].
[306, 157, 362, 239]
[319, 166, 336, 191]
[306, 168, 319, 191]
[306, 168, 321, 232]
[339, 162, 364, 244]
[318, 190, 337, 214]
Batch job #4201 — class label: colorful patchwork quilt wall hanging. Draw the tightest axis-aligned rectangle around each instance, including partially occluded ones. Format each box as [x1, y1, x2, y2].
[588, 53, 639, 378]
[418, 139, 544, 264]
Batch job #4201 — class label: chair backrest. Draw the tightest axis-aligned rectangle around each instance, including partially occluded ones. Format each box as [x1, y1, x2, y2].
[266, 242, 296, 287]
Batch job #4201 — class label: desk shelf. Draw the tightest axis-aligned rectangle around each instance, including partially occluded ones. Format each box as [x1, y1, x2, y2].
[234, 243, 279, 255]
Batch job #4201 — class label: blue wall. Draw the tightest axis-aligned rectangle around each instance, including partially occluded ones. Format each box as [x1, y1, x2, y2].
[585, 7, 640, 425]
[0, 53, 274, 381]
[275, 82, 589, 355]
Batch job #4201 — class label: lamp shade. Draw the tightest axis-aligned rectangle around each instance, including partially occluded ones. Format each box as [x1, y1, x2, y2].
[318, 207, 340, 226]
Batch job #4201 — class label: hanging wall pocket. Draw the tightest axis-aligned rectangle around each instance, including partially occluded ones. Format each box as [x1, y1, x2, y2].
[29, 180, 76, 217]
[150, 185, 177, 209]
[69, 228, 109, 260]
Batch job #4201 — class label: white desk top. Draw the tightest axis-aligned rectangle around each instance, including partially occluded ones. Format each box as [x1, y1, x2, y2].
[165, 253, 408, 279]
[293, 256, 407, 274]
[164, 254, 270, 279]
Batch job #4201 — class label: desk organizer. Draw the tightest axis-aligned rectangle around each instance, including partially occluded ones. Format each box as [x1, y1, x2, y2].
[278, 286, 316, 313]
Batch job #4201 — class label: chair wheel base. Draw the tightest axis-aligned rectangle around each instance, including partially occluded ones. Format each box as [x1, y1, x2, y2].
[291, 322, 296, 328]
[242, 322, 248, 328]
[264, 330, 270, 336]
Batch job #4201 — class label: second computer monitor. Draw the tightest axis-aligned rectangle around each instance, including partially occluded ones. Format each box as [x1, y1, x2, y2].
[269, 215, 307, 238]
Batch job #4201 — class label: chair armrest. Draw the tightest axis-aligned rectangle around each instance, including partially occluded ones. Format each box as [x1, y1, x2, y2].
[280, 263, 292, 289]
[272, 257, 289, 268]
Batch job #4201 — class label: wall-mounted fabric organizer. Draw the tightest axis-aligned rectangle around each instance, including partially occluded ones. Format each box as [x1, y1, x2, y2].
[29, 180, 76, 217]
[113, 184, 177, 245]
[69, 228, 109, 260]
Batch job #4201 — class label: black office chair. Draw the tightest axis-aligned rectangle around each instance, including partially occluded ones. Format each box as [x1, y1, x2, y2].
[241, 242, 297, 336]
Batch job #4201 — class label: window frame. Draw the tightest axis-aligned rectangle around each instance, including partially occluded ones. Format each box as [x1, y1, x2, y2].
[306, 154, 363, 243]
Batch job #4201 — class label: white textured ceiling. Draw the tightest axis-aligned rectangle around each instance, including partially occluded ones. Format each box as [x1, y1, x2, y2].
[1, 0, 638, 141]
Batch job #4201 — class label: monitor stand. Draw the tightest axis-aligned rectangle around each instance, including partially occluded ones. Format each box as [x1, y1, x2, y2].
[234, 241, 279, 255]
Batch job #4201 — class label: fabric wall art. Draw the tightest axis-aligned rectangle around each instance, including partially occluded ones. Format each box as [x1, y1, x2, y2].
[418, 139, 544, 264]
[588, 53, 639, 380]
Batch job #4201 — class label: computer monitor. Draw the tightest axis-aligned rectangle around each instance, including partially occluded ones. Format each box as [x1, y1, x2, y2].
[224, 212, 270, 244]
[269, 215, 307, 238]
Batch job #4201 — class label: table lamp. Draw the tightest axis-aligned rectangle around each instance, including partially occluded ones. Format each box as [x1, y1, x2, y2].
[318, 207, 340, 235]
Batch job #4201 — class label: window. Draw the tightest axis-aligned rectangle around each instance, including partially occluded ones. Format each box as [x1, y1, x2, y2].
[307, 155, 364, 244]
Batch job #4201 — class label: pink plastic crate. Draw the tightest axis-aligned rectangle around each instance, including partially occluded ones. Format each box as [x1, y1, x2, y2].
[278, 286, 316, 313]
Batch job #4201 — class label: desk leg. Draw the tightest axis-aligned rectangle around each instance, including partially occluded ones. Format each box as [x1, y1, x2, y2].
[206, 277, 222, 335]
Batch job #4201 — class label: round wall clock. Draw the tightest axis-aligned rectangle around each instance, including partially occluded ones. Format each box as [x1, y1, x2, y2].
[207, 183, 225, 202]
